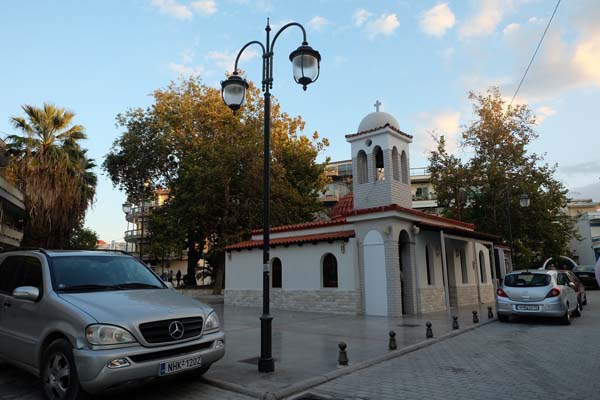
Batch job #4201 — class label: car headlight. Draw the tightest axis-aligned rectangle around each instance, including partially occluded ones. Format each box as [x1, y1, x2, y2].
[86, 324, 137, 346]
[204, 311, 220, 333]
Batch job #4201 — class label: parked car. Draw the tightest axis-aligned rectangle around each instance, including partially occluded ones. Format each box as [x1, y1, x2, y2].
[573, 265, 599, 290]
[496, 270, 581, 324]
[565, 270, 587, 306]
[0, 249, 225, 400]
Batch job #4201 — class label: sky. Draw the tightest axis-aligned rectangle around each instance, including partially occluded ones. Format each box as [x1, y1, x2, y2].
[1, 0, 599, 242]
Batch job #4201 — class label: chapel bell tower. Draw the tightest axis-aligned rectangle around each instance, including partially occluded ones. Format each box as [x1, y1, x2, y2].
[346, 101, 413, 210]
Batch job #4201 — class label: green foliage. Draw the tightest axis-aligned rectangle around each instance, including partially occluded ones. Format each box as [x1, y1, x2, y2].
[6, 103, 97, 248]
[104, 77, 329, 287]
[66, 225, 98, 250]
[428, 87, 576, 268]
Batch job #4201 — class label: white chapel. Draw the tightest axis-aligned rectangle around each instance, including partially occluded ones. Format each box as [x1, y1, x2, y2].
[225, 106, 504, 316]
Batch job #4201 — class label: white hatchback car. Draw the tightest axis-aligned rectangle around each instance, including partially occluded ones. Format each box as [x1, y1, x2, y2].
[496, 270, 581, 324]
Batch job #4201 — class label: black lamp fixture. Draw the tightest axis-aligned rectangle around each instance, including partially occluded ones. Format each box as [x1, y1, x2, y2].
[519, 194, 530, 208]
[220, 19, 321, 374]
[289, 44, 321, 90]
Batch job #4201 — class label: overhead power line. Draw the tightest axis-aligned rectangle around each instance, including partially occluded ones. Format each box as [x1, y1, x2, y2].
[510, 0, 562, 106]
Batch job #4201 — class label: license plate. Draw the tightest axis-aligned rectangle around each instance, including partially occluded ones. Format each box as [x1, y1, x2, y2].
[159, 356, 202, 376]
[516, 304, 539, 311]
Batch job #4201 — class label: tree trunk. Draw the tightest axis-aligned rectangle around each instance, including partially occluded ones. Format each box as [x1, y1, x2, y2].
[186, 238, 201, 287]
[212, 253, 225, 295]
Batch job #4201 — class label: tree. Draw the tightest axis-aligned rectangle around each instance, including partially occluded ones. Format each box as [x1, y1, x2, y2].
[104, 77, 328, 289]
[6, 103, 97, 248]
[66, 225, 99, 250]
[428, 87, 576, 267]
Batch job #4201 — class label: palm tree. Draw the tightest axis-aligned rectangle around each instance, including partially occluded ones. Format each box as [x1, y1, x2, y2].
[6, 103, 97, 248]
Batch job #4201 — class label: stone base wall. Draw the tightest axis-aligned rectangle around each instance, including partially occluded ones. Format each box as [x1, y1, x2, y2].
[418, 286, 447, 314]
[480, 284, 495, 303]
[449, 285, 479, 307]
[224, 289, 360, 315]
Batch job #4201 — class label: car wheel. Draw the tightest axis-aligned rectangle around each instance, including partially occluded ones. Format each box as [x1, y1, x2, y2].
[41, 339, 86, 400]
[561, 306, 572, 325]
[498, 314, 509, 323]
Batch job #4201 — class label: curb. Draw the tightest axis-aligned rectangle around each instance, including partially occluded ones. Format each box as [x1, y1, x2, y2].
[203, 318, 496, 399]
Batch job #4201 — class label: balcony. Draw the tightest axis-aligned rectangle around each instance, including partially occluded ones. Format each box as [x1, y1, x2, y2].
[0, 224, 23, 248]
[124, 229, 150, 242]
[410, 167, 430, 177]
[412, 193, 437, 201]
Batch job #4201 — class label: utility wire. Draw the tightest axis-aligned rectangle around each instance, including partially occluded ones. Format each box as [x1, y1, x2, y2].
[510, 0, 561, 106]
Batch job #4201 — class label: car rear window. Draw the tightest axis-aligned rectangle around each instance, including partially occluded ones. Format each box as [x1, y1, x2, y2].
[504, 273, 551, 287]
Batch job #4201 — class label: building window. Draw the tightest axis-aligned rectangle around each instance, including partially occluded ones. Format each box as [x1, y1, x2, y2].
[272, 257, 282, 288]
[357, 150, 368, 184]
[373, 146, 385, 181]
[425, 245, 434, 285]
[401, 151, 408, 184]
[322, 253, 338, 288]
[479, 250, 487, 283]
[392, 147, 399, 181]
[460, 249, 468, 284]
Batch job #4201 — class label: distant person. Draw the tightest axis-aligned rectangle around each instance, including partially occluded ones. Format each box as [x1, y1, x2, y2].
[176, 270, 182, 287]
[169, 270, 174, 284]
[547, 263, 556, 270]
[161, 272, 167, 281]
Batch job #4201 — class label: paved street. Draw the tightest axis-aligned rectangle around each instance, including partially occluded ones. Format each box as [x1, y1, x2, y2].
[1, 291, 599, 399]
[307, 290, 600, 400]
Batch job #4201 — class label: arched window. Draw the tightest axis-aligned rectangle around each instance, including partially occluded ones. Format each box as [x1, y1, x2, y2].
[392, 147, 399, 181]
[374, 146, 385, 181]
[357, 150, 368, 184]
[322, 253, 338, 288]
[425, 245, 434, 285]
[272, 257, 282, 288]
[460, 248, 468, 284]
[401, 151, 408, 183]
[479, 250, 487, 283]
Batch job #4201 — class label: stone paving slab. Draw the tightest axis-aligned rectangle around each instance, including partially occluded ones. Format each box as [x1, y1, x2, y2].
[206, 301, 495, 396]
[300, 291, 600, 400]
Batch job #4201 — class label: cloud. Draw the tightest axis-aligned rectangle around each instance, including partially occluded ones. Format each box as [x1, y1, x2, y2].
[535, 106, 556, 124]
[419, 3, 456, 38]
[150, 0, 192, 19]
[459, 0, 512, 39]
[569, 181, 600, 202]
[354, 9, 372, 27]
[191, 0, 217, 15]
[206, 49, 259, 72]
[500, 6, 600, 103]
[415, 111, 461, 155]
[438, 47, 455, 62]
[503, 22, 520, 36]
[181, 49, 194, 64]
[365, 13, 400, 37]
[561, 160, 600, 176]
[169, 62, 204, 76]
[308, 16, 329, 31]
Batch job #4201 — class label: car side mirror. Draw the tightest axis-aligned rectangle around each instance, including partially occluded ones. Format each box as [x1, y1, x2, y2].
[12, 286, 40, 302]
[568, 282, 576, 289]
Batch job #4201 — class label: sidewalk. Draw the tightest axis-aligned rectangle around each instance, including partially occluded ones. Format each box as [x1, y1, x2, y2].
[205, 301, 495, 397]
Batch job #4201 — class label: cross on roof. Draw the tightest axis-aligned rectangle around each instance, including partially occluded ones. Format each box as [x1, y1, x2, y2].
[374, 100, 382, 112]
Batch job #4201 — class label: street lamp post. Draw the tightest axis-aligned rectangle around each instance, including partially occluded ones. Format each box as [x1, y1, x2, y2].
[122, 203, 132, 253]
[221, 19, 321, 373]
[506, 190, 530, 267]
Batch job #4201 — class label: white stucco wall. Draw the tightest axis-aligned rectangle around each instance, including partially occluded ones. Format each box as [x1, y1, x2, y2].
[226, 239, 357, 291]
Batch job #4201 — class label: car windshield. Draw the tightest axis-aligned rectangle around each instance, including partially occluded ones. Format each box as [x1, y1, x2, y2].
[51, 256, 164, 292]
[504, 273, 551, 287]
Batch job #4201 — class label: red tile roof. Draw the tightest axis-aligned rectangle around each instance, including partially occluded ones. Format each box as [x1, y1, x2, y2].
[338, 194, 475, 230]
[225, 230, 355, 251]
[251, 218, 347, 235]
[330, 193, 354, 219]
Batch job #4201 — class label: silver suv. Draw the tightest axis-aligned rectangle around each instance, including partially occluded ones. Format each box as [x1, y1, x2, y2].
[0, 249, 225, 400]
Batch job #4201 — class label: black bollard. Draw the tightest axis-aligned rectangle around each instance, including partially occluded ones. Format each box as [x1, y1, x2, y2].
[472, 310, 479, 323]
[338, 342, 349, 366]
[426, 321, 433, 338]
[488, 306, 494, 319]
[452, 316, 459, 330]
[388, 330, 397, 350]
